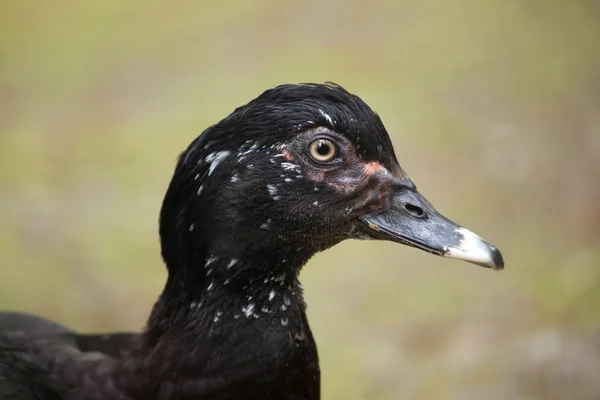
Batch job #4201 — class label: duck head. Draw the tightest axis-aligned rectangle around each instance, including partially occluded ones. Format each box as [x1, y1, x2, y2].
[159, 83, 503, 290]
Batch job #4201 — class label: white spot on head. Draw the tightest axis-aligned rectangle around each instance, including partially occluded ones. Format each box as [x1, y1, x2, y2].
[281, 163, 300, 172]
[260, 219, 272, 230]
[190, 301, 202, 310]
[213, 310, 222, 322]
[319, 109, 333, 125]
[242, 303, 255, 318]
[267, 184, 278, 196]
[205, 256, 218, 267]
[267, 184, 280, 200]
[207, 150, 231, 176]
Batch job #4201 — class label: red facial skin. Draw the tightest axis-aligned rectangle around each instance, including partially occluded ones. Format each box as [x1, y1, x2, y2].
[283, 129, 413, 218]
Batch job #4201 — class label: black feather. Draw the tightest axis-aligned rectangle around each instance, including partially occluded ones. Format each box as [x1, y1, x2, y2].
[0, 83, 403, 399]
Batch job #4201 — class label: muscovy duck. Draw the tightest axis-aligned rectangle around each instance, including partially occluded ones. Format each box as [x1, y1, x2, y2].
[0, 83, 504, 400]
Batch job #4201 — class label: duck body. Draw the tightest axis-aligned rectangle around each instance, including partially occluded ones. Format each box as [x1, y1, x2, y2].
[0, 83, 503, 399]
[133, 272, 320, 400]
[0, 314, 71, 399]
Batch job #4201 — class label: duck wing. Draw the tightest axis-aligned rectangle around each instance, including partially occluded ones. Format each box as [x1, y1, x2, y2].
[74, 332, 138, 357]
[0, 312, 140, 399]
[0, 312, 74, 399]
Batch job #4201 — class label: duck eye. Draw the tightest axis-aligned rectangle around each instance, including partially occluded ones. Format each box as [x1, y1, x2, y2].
[309, 139, 338, 163]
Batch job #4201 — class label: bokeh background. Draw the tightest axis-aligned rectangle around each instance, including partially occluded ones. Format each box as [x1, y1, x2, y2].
[1, 1, 600, 399]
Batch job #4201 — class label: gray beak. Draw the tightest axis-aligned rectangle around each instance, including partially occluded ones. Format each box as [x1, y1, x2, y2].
[360, 187, 504, 270]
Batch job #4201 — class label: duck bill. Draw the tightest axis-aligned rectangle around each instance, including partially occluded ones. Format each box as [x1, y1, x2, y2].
[359, 188, 504, 270]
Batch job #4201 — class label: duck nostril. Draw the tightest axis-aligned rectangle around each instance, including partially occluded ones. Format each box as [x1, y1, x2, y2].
[403, 203, 426, 219]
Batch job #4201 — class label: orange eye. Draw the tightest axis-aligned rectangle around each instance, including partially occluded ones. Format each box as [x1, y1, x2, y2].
[309, 139, 338, 163]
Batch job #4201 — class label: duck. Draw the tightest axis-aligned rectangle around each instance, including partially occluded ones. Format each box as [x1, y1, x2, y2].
[0, 82, 504, 400]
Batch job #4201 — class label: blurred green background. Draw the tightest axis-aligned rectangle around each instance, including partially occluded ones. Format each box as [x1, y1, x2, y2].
[1, 1, 600, 399]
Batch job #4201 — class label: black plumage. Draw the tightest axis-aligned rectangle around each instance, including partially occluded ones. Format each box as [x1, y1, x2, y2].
[0, 83, 503, 399]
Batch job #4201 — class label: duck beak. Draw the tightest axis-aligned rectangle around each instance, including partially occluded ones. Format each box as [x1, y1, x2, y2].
[359, 187, 504, 270]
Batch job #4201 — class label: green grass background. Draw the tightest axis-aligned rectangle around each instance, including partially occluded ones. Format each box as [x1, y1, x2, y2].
[1, 1, 600, 398]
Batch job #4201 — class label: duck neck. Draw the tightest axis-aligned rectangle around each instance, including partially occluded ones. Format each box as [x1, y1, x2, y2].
[116, 246, 321, 399]
[142, 244, 315, 354]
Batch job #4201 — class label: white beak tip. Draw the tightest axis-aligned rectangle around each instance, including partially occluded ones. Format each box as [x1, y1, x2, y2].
[443, 227, 504, 271]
